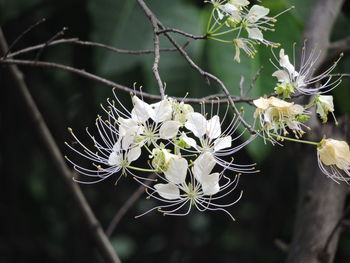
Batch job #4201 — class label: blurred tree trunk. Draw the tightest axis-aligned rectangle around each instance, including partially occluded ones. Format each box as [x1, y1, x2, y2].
[286, 0, 348, 263]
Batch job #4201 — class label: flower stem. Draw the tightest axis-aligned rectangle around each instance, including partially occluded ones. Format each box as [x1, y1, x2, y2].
[211, 27, 239, 36]
[270, 133, 320, 146]
[206, 9, 214, 33]
[208, 21, 226, 34]
[127, 166, 156, 173]
[144, 144, 153, 154]
[208, 37, 233, 43]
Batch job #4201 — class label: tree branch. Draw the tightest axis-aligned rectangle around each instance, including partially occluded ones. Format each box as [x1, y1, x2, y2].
[157, 28, 207, 39]
[2, 18, 46, 58]
[0, 57, 260, 104]
[329, 36, 350, 50]
[4, 38, 191, 58]
[0, 28, 122, 263]
[106, 174, 156, 237]
[136, 0, 257, 135]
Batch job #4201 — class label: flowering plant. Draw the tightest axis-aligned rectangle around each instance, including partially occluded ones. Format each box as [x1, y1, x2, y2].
[66, 90, 256, 219]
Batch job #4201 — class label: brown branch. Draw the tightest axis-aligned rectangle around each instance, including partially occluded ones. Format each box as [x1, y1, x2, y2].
[246, 66, 263, 97]
[329, 36, 350, 50]
[5, 38, 191, 58]
[0, 57, 259, 104]
[3, 18, 46, 58]
[157, 28, 207, 39]
[136, 0, 257, 135]
[0, 28, 121, 263]
[34, 27, 67, 61]
[106, 174, 156, 237]
[141, 2, 165, 97]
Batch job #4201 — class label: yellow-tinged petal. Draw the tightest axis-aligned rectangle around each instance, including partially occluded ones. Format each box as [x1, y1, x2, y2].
[318, 139, 350, 169]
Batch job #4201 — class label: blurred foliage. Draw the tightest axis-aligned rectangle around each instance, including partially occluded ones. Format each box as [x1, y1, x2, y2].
[1, 0, 350, 262]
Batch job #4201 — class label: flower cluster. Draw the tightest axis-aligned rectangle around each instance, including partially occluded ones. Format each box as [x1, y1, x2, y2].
[253, 96, 309, 139]
[66, 89, 256, 219]
[253, 46, 342, 141]
[271, 48, 343, 98]
[207, 0, 290, 62]
[250, 45, 348, 183]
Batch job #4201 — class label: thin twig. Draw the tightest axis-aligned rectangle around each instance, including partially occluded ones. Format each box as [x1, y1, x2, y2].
[246, 66, 263, 97]
[2, 18, 46, 58]
[137, 0, 256, 134]
[329, 36, 350, 50]
[0, 28, 121, 263]
[6, 38, 191, 58]
[239, 76, 244, 97]
[34, 27, 68, 61]
[106, 174, 156, 237]
[0, 57, 259, 104]
[157, 28, 207, 39]
[142, 5, 165, 97]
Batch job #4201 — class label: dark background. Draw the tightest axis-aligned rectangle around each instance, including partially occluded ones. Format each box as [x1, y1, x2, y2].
[1, 0, 350, 262]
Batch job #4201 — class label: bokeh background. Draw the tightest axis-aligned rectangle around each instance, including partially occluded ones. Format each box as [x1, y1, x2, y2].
[1, 0, 350, 262]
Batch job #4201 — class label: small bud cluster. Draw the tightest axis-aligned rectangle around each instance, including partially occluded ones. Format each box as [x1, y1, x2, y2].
[66, 89, 256, 219]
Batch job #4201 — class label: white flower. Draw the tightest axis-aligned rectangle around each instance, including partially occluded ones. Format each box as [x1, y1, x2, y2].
[159, 120, 181, 139]
[209, 0, 237, 21]
[171, 99, 194, 125]
[131, 95, 172, 123]
[65, 117, 142, 184]
[272, 48, 343, 96]
[65, 90, 176, 184]
[315, 95, 336, 124]
[242, 5, 279, 47]
[233, 38, 257, 63]
[135, 158, 242, 220]
[228, 0, 249, 9]
[253, 96, 309, 138]
[183, 109, 255, 173]
[117, 95, 176, 147]
[317, 138, 350, 183]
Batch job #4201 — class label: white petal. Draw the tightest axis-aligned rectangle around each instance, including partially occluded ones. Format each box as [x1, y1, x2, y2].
[214, 136, 232, 151]
[279, 49, 298, 76]
[217, 9, 224, 20]
[118, 117, 140, 136]
[272, 70, 291, 83]
[253, 97, 270, 110]
[121, 134, 135, 150]
[319, 95, 334, 112]
[150, 99, 172, 123]
[154, 183, 180, 200]
[131, 96, 153, 122]
[185, 112, 207, 138]
[159, 121, 180, 139]
[181, 132, 197, 148]
[207, 115, 221, 139]
[108, 152, 121, 166]
[201, 172, 220, 195]
[233, 0, 249, 7]
[164, 157, 188, 184]
[247, 27, 264, 41]
[247, 5, 269, 23]
[220, 3, 238, 15]
[192, 152, 216, 183]
[112, 140, 121, 152]
[127, 146, 141, 163]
